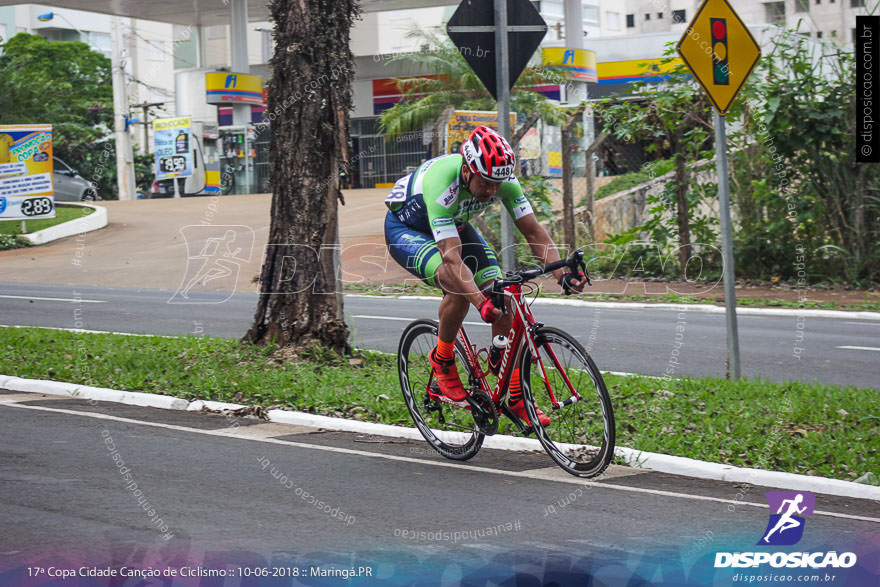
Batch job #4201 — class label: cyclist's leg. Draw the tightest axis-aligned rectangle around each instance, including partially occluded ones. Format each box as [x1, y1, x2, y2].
[457, 223, 548, 424]
[457, 223, 511, 337]
[385, 212, 466, 400]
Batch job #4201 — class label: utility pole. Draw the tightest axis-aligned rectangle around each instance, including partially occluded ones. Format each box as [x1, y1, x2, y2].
[111, 17, 137, 201]
[131, 101, 166, 155]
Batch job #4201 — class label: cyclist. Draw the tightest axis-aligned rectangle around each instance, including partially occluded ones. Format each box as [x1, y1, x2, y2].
[384, 126, 587, 427]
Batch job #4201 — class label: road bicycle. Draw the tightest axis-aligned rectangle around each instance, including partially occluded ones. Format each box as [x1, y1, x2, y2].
[397, 249, 615, 478]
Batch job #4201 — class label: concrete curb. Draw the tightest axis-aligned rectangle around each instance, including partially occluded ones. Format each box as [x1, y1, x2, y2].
[2, 374, 878, 501]
[21, 202, 107, 246]
[345, 294, 880, 321]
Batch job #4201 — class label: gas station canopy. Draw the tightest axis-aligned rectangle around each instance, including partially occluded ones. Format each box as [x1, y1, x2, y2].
[0, 0, 456, 27]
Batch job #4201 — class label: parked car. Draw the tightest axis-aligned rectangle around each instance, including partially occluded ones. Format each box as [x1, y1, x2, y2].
[53, 157, 98, 202]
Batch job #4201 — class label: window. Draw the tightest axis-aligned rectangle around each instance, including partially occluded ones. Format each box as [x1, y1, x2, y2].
[645, 13, 650, 20]
[0, 23, 6, 44]
[795, 0, 809, 12]
[541, 0, 565, 18]
[815, 0, 820, 4]
[831, 29, 837, 37]
[657, 12, 663, 19]
[626, 13, 635, 28]
[606, 11, 621, 30]
[851, 0, 865, 6]
[816, 31, 823, 38]
[672, 9, 686, 23]
[765, 2, 785, 25]
[87, 32, 111, 57]
[583, 5, 599, 23]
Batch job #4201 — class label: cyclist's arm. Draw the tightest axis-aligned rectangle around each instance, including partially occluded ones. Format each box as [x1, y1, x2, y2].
[514, 213, 565, 282]
[436, 236, 489, 308]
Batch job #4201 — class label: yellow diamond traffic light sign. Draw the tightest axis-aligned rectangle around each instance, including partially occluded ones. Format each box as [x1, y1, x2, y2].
[676, 0, 761, 115]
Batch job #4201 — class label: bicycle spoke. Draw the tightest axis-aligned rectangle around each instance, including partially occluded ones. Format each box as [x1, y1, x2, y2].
[523, 327, 615, 477]
[398, 320, 483, 461]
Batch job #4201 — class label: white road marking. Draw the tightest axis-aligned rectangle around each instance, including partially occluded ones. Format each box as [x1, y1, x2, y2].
[836, 345, 880, 352]
[844, 321, 880, 326]
[0, 294, 105, 303]
[0, 325, 165, 337]
[0, 399, 876, 524]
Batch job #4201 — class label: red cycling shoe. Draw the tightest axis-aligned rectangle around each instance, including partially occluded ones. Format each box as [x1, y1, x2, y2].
[507, 398, 551, 427]
[428, 348, 468, 402]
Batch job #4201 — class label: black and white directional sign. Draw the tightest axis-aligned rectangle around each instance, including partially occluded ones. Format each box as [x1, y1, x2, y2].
[447, 0, 547, 100]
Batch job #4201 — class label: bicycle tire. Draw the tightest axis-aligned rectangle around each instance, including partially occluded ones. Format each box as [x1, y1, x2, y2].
[520, 326, 615, 477]
[397, 319, 484, 461]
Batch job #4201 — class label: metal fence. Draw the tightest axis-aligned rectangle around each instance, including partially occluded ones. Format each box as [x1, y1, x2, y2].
[353, 131, 427, 187]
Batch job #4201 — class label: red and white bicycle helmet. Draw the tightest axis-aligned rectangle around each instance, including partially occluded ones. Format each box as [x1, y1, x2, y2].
[461, 125, 516, 182]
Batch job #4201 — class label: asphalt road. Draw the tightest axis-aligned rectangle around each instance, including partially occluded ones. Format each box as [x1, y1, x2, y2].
[1, 392, 877, 584]
[1, 282, 878, 389]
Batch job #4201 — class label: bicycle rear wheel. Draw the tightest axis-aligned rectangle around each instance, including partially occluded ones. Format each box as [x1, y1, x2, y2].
[521, 326, 615, 477]
[397, 320, 483, 461]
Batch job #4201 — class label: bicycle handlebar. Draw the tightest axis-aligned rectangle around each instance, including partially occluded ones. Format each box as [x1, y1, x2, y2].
[489, 249, 591, 308]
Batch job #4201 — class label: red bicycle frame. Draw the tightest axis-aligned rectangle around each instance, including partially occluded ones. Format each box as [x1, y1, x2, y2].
[455, 284, 582, 413]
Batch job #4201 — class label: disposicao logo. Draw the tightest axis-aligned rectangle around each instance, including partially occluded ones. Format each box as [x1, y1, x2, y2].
[714, 491, 857, 570]
[760, 491, 814, 546]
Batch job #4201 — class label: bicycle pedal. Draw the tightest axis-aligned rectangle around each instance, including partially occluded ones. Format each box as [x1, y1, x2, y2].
[500, 405, 533, 435]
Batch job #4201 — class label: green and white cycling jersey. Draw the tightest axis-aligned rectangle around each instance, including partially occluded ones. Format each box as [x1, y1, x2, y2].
[384, 154, 534, 242]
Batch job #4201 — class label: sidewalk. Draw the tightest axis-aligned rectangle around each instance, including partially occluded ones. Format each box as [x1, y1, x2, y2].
[0, 191, 876, 307]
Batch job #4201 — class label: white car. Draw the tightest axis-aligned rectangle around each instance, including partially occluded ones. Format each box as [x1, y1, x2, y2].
[53, 157, 98, 202]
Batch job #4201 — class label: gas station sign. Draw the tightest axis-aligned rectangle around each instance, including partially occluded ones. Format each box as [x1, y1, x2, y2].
[153, 117, 193, 180]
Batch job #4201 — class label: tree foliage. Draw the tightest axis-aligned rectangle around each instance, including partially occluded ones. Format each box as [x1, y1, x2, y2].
[598, 53, 714, 274]
[596, 32, 878, 285]
[378, 27, 568, 137]
[729, 31, 879, 284]
[0, 33, 155, 197]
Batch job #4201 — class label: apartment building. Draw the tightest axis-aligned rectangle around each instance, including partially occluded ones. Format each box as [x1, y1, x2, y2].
[610, 0, 878, 43]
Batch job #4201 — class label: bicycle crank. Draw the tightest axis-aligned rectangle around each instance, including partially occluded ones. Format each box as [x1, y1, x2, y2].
[466, 388, 499, 435]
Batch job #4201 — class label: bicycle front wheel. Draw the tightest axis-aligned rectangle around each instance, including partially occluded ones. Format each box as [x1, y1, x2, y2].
[397, 320, 483, 461]
[521, 327, 615, 477]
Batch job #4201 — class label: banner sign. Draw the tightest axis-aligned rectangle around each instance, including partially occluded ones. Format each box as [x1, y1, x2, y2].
[153, 117, 193, 180]
[542, 48, 598, 82]
[0, 124, 55, 221]
[446, 111, 517, 154]
[205, 72, 264, 105]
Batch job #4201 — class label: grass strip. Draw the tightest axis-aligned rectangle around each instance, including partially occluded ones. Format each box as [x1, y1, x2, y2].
[2, 326, 876, 483]
[0, 204, 94, 236]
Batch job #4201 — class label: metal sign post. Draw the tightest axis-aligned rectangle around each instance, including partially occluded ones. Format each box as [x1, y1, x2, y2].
[677, 0, 759, 378]
[495, 0, 515, 272]
[448, 0, 547, 273]
[713, 110, 741, 379]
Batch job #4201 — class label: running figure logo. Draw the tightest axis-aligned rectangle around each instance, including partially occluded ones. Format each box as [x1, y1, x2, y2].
[759, 491, 815, 546]
[169, 225, 255, 304]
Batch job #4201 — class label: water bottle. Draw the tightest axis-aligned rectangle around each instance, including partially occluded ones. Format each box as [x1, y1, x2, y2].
[492, 335, 509, 351]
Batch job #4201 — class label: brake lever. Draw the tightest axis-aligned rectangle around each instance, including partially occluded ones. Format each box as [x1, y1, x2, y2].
[581, 260, 592, 286]
[568, 248, 592, 287]
[491, 281, 508, 315]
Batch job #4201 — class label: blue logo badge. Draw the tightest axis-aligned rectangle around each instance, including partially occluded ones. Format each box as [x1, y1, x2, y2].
[759, 491, 815, 546]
